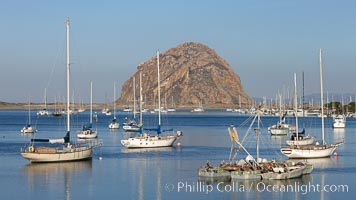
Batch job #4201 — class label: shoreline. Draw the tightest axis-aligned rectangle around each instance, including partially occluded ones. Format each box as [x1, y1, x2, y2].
[0, 102, 246, 111]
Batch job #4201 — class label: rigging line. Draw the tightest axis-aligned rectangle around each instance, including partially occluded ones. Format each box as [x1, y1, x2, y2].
[46, 35, 66, 90]
[236, 115, 254, 129]
[241, 114, 258, 144]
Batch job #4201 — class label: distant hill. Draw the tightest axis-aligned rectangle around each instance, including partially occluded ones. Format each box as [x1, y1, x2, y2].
[117, 42, 251, 108]
[0, 101, 26, 109]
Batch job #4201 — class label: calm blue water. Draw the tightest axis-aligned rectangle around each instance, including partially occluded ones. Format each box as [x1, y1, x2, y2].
[0, 110, 355, 199]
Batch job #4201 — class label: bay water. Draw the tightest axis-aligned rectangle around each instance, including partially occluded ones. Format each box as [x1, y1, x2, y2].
[0, 110, 354, 199]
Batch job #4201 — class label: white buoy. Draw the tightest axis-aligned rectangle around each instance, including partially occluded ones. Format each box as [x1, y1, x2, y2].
[333, 152, 338, 157]
[177, 142, 181, 147]
[99, 157, 103, 160]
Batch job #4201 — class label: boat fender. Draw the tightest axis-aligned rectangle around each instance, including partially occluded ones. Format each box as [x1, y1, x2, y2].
[177, 130, 183, 136]
[28, 146, 34, 153]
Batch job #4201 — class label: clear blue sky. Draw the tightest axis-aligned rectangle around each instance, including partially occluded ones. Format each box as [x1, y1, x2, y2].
[1, 0, 356, 103]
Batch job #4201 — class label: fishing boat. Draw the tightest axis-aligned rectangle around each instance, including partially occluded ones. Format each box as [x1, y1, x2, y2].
[77, 81, 98, 139]
[109, 81, 120, 129]
[120, 51, 182, 148]
[21, 99, 36, 134]
[261, 161, 308, 180]
[332, 115, 346, 128]
[285, 73, 315, 146]
[21, 17, 102, 162]
[227, 119, 264, 180]
[199, 111, 312, 180]
[281, 49, 343, 158]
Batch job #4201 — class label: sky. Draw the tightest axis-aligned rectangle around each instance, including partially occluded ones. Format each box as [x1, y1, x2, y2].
[1, 0, 356, 103]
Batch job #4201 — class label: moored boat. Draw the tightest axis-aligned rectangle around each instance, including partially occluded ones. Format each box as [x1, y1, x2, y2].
[21, 17, 102, 162]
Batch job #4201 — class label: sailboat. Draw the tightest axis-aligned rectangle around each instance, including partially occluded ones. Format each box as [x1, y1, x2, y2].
[120, 51, 182, 148]
[286, 73, 315, 146]
[122, 76, 141, 132]
[332, 115, 346, 128]
[109, 81, 120, 129]
[268, 95, 289, 136]
[281, 49, 343, 158]
[191, 100, 204, 112]
[37, 88, 50, 116]
[21, 17, 101, 162]
[167, 96, 176, 112]
[77, 81, 98, 139]
[21, 98, 36, 134]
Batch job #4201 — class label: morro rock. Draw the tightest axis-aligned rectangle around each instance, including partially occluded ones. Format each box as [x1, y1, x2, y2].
[117, 42, 251, 109]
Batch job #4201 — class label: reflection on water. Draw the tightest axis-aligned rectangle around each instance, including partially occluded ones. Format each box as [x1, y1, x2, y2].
[291, 158, 337, 169]
[124, 150, 165, 200]
[23, 161, 92, 200]
[121, 147, 176, 154]
[1, 111, 356, 199]
[333, 129, 345, 145]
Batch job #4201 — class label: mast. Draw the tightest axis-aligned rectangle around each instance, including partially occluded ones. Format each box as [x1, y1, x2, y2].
[294, 73, 299, 140]
[302, 71, 305, 117]
[256, 110, 260, 161]
[133, 77, 136, 119]
[90, 81, 93, 124]
[157, 50, 161, 133]
[113, 81, 116, 119]
[44, 88, 47, 110]
[139, 72, 143, 125]
[66, 17, 70, 137]
[239, 94, 241, 109]
[28, 97, 31, 125]
[171, 96, 174, 108]
[320, 48, 325, 145]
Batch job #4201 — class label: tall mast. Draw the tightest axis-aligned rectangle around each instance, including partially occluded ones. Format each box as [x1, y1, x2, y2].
[157, 50, 161, 128]
[302, 71, 305, 117]
[28, 97, 31, 124]
[294, 73, 299, 140]
[320, 48, 325, 145]
[90, 81, 93, 124]
[139, 72, 143, 125]
[113, 81, 116, 119]
[44, 88, 47, 110]
[133, 77, 136, 119]
[256, 110, 260, 161]
[66, 17, 70, 135]
[239, 94, 241, 109]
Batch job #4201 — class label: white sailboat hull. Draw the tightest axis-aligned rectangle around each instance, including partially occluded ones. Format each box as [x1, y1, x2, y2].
[109, 122, 120, 129]
[269, 128, 289, 135]
[77, 130, 98, 139]
[332, 115, 346, 128]
[121, 135, 177, 148]
[332, 122, 345, 128]
[286, 136, 315, 146]
[21, 126, 36, 134]
[21, 147, 92, 163]
[281, 145, 337, 158]
[122, 125, 141, 131]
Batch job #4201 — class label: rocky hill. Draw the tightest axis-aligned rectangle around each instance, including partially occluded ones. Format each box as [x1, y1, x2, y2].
[117, 42, 251, 109]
